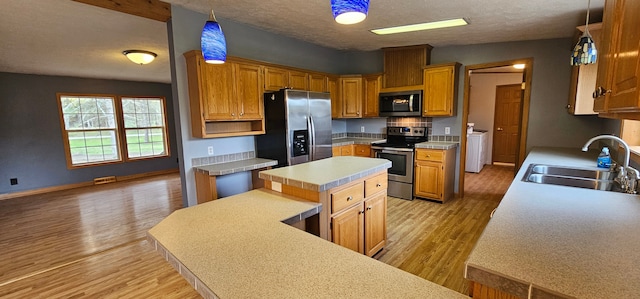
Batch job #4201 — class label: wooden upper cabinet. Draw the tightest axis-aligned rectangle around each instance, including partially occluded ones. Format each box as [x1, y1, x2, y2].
[234, 63, 264, 120]
[264, 66, 309, 91]
[422, 62, 460, 117]
[329, 76, 341, 118]
[264, 67, 289, 91]
[309, 73, 328, 92]
[383, 45, 432, 88]
[183, 51, 265, 138]
[288, 70, 309, 90]
[340, 76, 363, 118]
[594, 0, 640, 116]
[363, 74, 382, 117]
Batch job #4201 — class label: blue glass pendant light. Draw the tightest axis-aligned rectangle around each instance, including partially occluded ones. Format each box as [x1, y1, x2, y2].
[331, 0, 370, 25]
[201, 9, 227, 64]
[571, 0, 597, 66]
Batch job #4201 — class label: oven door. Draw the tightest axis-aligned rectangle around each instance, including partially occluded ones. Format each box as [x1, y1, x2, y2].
[372, 147, 414, 184]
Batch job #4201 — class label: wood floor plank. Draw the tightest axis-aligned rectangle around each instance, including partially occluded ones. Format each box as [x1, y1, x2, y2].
[0, 165, 514, 297]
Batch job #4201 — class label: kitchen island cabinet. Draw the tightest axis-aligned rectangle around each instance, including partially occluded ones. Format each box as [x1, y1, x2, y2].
[259, 156, 390, 255]
[466, 147, 640, 298]
[147, 189, 467, 299]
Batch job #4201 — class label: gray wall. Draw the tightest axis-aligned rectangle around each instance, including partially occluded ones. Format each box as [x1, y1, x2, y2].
[169, 6, 383, 206]
[430, 38, 617, 191]
[431, 38, 614, 150]
[0, 72, 178, 194]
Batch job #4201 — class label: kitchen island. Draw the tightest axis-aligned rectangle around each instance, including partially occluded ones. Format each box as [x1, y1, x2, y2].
[148, 186, 466, 298]
[466, 147, 640, 298]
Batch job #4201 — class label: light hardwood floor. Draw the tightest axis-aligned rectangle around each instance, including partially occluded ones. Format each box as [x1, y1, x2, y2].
[0, 165, 513, 298]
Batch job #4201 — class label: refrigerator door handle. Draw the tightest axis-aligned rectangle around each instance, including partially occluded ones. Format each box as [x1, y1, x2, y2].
[308, 115, 315, 161]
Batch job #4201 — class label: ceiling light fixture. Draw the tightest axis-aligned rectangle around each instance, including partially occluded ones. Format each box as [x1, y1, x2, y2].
[371, 18, 468, 35]
[201, 8, 227, 64]
[331, 0, 370, 25]
[513, 64, 526, 69]
[122, 50, 157, 65]
[571, 0, 597, 66]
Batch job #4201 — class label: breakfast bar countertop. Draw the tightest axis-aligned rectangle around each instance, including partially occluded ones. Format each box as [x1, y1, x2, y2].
[148, 188, 467, 299]
[465, 147, 640, 298]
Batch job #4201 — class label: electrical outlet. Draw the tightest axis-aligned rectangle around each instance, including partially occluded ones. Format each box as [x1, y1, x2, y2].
[360, 126, 365, 133]
[207, 146, 214, 155]
[10, 178, 18, 185]
[445, 127, 451, 135]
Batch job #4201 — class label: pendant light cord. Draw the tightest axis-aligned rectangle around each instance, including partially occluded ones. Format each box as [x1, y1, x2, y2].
[584, 0, 591, 34]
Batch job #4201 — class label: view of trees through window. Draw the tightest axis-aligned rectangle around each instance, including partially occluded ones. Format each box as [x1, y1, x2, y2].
[60, 96, 120, 165]
[122, 97, 167, 158]
[58, 94, 169, 168]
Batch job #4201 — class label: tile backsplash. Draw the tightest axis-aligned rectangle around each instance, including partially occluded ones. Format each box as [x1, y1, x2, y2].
[192, 151, 255, 167]
[429, 135, 461, 142]
[332, 132, 386, 139]
[386, 117, 432, 128]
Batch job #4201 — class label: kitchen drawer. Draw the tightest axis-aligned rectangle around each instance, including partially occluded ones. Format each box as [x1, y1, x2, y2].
[331, 182, 364, 213]
[341, 145, 354, 156]
[415, 149, 444, 162]
[353, 144, 371, 157]
[365, 173, 387, 197]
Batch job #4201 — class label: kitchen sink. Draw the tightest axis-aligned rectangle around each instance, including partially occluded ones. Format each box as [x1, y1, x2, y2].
[522, 164, 621, 191]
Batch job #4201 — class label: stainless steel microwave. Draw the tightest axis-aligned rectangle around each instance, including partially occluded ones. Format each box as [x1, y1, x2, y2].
[378, 90, 422, 117]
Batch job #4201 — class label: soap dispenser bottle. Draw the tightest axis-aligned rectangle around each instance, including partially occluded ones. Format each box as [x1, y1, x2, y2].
[597, 147, 611, 168]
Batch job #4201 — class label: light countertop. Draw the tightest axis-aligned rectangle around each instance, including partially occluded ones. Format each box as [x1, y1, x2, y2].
[415, 141, 459, 150]
[193, 158, 277, 176]
[148, 189, 466, 298]
[465, 147, 640, 298]
[259, 156, 391, 192]
[332, 137, 386, 146]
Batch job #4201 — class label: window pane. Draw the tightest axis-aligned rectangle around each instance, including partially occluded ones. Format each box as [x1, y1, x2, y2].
[61, 97, 80, 114]
[136, 113, 150, 127]
[149, 113, 163, 126]
[80, 98, 98, 114]
[152, 142, 166, 155]
[68, 132, 86, 148]
[70, 147, 88, 164]
[148, 100, 162, 113]
[96, 98, 114, 114]
[64, 114, 83, 130]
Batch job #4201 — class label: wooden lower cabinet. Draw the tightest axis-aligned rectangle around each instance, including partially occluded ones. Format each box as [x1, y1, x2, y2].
[331, 183, 387, 257]
[333, 144, 371, 157]
[264, 170, 387, 256]
[331, 203, 364, 253]
[469, 281, 520, 299]
[414, 148, 456, 202]
[353, 144, 372, 157]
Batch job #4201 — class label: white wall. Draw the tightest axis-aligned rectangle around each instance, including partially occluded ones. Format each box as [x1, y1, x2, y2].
[469, 73, 523, 163]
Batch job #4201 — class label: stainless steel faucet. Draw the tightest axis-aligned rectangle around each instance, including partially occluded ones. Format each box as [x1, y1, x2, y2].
[582, 135, 639, 194]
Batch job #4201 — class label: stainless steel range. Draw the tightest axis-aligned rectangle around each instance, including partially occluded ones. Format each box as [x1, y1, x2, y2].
[371, 126, 428, 200]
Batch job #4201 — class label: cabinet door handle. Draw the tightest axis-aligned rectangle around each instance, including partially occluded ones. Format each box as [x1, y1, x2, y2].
[347, 196, 353, 201]
[240, 112, 244, 116]
[376, 183, 381, 187]
[366, 206, 372, 211]
[231, 113, 235, 116]
[426, 154, 431, 157]
[359, 210, 365, 214]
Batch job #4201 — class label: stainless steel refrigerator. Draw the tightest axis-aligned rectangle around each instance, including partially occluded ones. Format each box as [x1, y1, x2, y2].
[256, 89, 332, 167]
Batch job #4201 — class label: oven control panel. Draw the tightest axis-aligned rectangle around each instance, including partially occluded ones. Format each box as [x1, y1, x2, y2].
[387, 126, 427, 137]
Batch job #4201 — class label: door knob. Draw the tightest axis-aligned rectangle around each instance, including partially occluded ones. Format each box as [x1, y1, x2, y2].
[497, 127, 504, 131]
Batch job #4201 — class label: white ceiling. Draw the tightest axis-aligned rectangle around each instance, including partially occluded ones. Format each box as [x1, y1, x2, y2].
[0, 0, 603, 84]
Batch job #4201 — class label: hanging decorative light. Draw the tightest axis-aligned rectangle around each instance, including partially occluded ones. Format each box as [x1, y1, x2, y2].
[571, 0, 597, 66]
[331, 0, 370, 25]
[201, 9, 227, 64]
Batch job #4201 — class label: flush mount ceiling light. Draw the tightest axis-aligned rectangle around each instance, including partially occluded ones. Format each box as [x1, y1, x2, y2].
[513, 64, 526, 69]
[122, 50, 157, 65]
[371, 18, 468, 35]
[201, 9, 227, 64]
[331, 0, 370, 25]
[571, 0, 597, 66]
